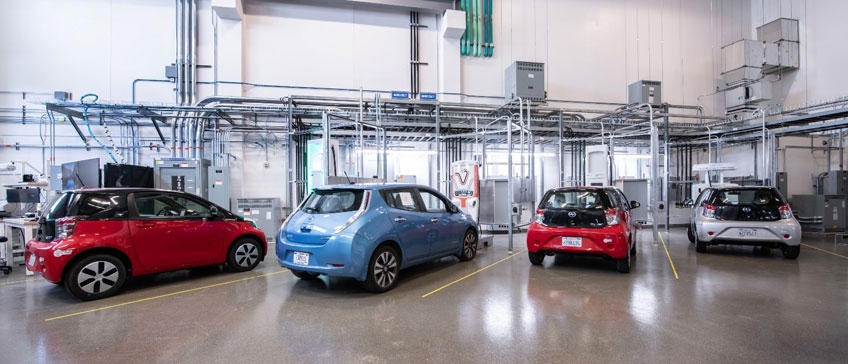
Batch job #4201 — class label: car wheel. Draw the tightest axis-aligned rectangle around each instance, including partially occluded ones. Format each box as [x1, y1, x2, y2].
[687, 225, 695, 243]
[781, 245, 800, 259]
[616, 247, 631, 273]
[528, 251, 545, 265]
[630, 235, 637, 256]
[695, 229, 707, 253]
[291, 270, 320, 280]
[364, 245, 400, 293]
[64, 254, 127, 301]
[458, 229, 478, 261]
[227, 238, 262, 272]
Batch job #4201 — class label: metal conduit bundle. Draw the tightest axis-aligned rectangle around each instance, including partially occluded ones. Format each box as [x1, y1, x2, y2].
[461, 0, 493, 57]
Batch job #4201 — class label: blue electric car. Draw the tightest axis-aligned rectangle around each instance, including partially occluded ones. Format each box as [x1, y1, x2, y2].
[276, 184, 479, 292]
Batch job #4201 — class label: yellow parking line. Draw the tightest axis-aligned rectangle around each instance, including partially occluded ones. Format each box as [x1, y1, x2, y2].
[0, 278, 42, 286]
[801, 243, 848, 261]
[422, 249, 527, 298]
[658, 232, 679, 280]
[45, 269, 288, 322]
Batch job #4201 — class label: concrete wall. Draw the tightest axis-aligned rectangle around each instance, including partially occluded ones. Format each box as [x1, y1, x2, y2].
[1, 0, 847, 209]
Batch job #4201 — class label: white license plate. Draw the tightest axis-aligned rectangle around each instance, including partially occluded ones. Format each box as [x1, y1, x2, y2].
[737, 228, 758, 237]
[561, 237, 582, 247]
[27, 254, 36, 266]
[292, 252, 309, 266]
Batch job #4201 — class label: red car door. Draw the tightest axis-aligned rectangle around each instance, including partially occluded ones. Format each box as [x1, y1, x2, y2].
[128, 192, 224, 271]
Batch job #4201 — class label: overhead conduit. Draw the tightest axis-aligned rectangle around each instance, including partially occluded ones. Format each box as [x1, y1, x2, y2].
[461, 0, 493, 57]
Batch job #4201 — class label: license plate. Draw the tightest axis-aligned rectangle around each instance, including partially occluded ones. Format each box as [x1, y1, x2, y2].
[561, 237, 582, 247]
[737, 228, 758, 237]
[293, 252, 309, 266]
[27, 254, 36, 266]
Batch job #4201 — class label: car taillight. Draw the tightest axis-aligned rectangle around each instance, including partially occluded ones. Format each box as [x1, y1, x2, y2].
[55, 217, 79, 240]
[605, 209, 619, 226]
[333, 190, 371, 234]
[703, 204, 716, 219]
[779, 205, 792, 220]
[534, 209, 546, 226]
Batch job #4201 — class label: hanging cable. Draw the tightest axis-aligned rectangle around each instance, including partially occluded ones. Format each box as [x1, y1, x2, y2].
[80, 93, 123, 164]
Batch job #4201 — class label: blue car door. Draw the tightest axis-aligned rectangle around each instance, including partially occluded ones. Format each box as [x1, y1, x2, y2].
[417, 189, 462, 255]
[383, 188, 431, 263]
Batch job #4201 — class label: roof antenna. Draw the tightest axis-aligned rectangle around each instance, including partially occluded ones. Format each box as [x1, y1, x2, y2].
[344, 171, 354, 185]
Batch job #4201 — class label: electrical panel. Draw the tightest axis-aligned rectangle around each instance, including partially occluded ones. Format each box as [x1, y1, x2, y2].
[153, 158, 208, 198]
[505, 61, 545, 101]
[791, 194, 846, 232]
[235, 198, 282, 240]
[207, 167, 231, 210]
[627, 80, 662, 105]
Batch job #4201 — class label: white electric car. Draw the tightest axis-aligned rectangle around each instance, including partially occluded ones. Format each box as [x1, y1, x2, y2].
[688, 186, 801, 258]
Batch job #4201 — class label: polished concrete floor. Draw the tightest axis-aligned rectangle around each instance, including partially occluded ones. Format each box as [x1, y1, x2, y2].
[2, 228, 848, 363]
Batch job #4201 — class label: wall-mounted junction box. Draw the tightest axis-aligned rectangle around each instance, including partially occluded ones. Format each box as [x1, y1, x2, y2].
[627, 80, 662, 105]
[505, 61, 545, 101]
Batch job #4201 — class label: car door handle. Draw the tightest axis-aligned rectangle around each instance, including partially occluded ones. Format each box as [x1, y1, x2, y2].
[136, 223, 156, 229]
[394, 217, 407, 223]
[430, 218, 439, 223]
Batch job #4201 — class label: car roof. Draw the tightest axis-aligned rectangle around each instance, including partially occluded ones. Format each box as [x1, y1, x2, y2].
[63, 187, 190, 194]
[709, 186, 776, 191]
[548, 186, 619, 192]
[316, 183, 436, 191]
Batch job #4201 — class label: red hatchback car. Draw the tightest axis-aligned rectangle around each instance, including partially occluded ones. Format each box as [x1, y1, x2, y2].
[25, 188, 267, 300]
[526, 187, 641, 273]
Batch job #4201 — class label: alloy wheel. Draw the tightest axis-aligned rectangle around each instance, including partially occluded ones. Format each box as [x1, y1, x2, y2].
[77, 261, 120, 294]
[463, 232, 477, 258]
[235, 243, 259, 268]
[373, 251, 398, 288]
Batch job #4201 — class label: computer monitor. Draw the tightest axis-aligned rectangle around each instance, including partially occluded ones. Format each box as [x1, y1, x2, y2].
[103, 163, 154, 188]
[61, 158, 101, 190]
[6, 188, 40, 203]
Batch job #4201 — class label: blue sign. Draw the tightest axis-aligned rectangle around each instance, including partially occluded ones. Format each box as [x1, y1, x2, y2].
[391, 91, 410, 99]
[419, 93, 437, 100]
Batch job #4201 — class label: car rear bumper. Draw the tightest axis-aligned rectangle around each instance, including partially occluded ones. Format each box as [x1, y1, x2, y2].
[695, 218, 801, 246]
[24, 240, 70, 283]
[275, 233, 367, 280]
[526, 223, 629, 259]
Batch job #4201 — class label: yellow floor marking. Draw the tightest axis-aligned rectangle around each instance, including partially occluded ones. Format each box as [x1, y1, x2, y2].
[422, 249, 527, 298]
[801, 243, 848, 261]
[658, 232, 679, 280]
[0, 278, 42, 286]
[45, 269, 288, 322]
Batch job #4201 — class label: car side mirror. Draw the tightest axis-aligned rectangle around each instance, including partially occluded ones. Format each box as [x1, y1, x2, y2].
[630, 201, 641, 209]
[210, 206, 221, 217]
[0, 236, 7, 243]
[449, 204, 460, 214]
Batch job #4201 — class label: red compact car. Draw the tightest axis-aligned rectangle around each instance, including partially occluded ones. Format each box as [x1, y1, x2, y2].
[526, 187, 641, 273]
[25, 188, 267, 300]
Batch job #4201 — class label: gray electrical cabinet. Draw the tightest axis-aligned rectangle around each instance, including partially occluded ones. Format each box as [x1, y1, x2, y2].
[628, 80, 662, 105]
[478, 178, 535, 230]
[776, 172, 788, 199]
[207, 167, 231, 210]
[154, 158, 209, 198]
[790, 194, 846, 232]
[823, 170, 848, 196]
[235, 198, 282, 240]
[505, 61, 545, 101]
[614, 179, 649, 223]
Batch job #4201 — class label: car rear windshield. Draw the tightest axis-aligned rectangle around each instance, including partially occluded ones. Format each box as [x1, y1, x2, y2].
[44, 192, 72, 220]
[540, 189, 609, 210]
[708, 189, 785, 206]
[301, 189, 364, 214]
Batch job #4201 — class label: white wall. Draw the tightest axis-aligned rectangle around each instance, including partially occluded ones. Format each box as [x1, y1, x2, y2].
[2, 0, 847, 208]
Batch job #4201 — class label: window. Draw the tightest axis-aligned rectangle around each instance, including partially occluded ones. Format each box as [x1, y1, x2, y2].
[301, 189, 363, 214]
[541, 189, 608, 210]
[74, 193, 125, 219]
[708, 189, 785, 207]
[134, 193, 211, 218]
[386, 189, 420, 211]
[614, 190, 630, 210]
[419, 190, 448, 213]
[695, 189, 711, 207]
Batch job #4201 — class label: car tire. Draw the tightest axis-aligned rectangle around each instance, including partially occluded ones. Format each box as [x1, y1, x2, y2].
[458, 229, 478, 261]
[291, 270, 320, 280]
[227, 238, 262, 272]
[64, 254, 127, 301]
[630, 235, 637, 256]
[528, 251, 545, 265]
[616, 247, 631, 273]
[781, 245, 800, 259]
[687, 225, 695, 243]
[695, 229, 707, 253]
[364, 245, 400, 293]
